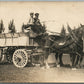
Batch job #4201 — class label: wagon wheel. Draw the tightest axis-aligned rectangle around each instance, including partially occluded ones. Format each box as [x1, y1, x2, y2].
[6, 54, 12, 63]
[13, 49, 28, 68]
[0, 49, 2, 62]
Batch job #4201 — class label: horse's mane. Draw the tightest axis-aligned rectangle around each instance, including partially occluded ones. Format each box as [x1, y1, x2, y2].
[67, 24, 84, 39]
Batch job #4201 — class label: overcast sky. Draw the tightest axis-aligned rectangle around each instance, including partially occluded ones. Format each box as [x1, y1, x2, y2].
[0, 2, 84, 33]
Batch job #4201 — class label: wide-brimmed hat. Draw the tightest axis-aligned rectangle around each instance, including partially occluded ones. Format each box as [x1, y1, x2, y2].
[35, 13, 39, 16]
[30, 12, 34, 15]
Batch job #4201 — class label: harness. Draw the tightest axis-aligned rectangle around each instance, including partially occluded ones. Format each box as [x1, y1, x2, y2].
[67, 26, 82, 49]
[67, 26, 83, 57]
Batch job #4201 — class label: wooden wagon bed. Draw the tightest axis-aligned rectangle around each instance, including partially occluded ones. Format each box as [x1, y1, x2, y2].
[0, 30, 38, 47]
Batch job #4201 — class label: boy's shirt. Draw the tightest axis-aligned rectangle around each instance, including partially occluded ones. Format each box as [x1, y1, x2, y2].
[28, 17, 34, 25]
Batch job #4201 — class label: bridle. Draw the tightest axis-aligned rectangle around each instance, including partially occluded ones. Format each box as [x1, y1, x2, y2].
[67, 26, 83, 49]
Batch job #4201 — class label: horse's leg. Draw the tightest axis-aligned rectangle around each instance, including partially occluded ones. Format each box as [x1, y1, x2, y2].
[44, 54, 50, 69]
[78, 56, 83, 68]
[39, 55, 45, 67]
[71, 53, 77, 70]
[74, 55, 80, 68]
[70, 53, 73, 67]
[42, 48, 50, 69]
[55, 52, 59, 67]
[70, 53, 74, 67]
[72, 54, 76, 67]
[70, 54, 72, 63]
[74, 54, 83, 68]
[59, 53, 64, 66]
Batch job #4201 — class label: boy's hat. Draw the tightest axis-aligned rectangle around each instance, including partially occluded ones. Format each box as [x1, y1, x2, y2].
[30, 12, 34, 15]
[35, 13, 39, 16]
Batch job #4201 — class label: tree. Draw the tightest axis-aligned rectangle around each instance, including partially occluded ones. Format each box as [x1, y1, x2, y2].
[60, 25, 66, 37]
[0, 20, 5, 33]
[21, 23, 25, 32]
[8, 19, 16, 33]
[42, 22, 46, 33]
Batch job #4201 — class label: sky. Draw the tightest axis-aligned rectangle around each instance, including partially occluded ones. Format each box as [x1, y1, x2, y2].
[0, 2, 84, 33]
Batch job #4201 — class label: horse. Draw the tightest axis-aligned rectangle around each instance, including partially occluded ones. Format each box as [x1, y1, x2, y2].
[34, 24, 84, 69]
[50, 24, 84, 69]
[22, 23, 84, 69]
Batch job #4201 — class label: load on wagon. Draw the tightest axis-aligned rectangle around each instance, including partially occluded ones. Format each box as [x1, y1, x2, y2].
[0, 29, 44, 68]
[0, 31, 38, 47]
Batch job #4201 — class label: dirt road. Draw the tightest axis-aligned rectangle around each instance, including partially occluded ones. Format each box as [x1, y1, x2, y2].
[0, 55, 84, 83]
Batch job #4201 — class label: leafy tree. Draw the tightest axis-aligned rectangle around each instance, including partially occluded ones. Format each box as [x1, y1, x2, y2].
[42, 22, 46, 33]
[60, 25, 66, 37]
[8, 19, 16, 33]
[0, 20, 5, 33]
[21, 23, 25, 32]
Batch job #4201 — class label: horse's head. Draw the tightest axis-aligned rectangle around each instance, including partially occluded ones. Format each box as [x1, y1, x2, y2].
[75, 24, 84, 39]
[78, 24, 84, 43]
[67, 24, 84, 53]
[68, 24, 84, 40]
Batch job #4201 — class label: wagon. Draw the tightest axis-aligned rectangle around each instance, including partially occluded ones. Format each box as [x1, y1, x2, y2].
[0, 29, 44, 68]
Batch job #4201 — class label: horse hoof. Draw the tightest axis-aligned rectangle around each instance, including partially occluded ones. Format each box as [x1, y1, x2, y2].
[41, 66, 45, 69]
[76, 65, 80, 69]
[35, 64, 40, 67]
[32, 63, 35, 66]
[45, 65, 50, 69]
[57, 65, 60, 68]
[72, 68, 77, 70]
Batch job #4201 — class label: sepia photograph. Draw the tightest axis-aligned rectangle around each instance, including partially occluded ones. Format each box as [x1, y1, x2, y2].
[0, 1, 84, 83]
